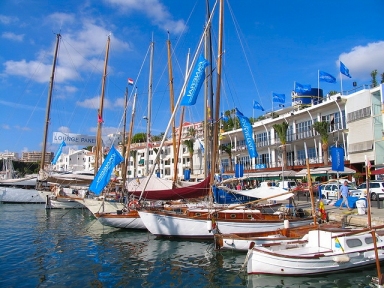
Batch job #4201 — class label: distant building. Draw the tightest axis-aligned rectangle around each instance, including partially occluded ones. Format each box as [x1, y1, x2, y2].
[52, 148, 94, 172]
[0, 151, 19, 160]
[21, 151, 53, 164]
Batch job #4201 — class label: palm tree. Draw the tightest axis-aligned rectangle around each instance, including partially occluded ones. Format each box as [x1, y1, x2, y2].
[312, 121, 330, 166]
[182, 127, 196, 174]
[273, 122, 289, 170]
[220, 144, 233, 172]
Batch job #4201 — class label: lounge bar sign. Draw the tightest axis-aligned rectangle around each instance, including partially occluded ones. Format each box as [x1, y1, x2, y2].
[52, 132, 96, 146]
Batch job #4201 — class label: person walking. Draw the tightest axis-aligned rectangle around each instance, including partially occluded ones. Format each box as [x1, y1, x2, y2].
[339, 181, 352, 211]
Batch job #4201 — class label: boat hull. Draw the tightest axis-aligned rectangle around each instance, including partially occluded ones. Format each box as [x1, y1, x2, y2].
[247, 229, 384, 275]
[0, 187, 49, 204]
[97, 211, 146, 229]
[138, 210, 312, 239]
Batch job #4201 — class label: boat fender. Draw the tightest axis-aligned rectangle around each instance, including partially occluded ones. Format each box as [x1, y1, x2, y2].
[128, 200, 140, 210]
[332, 255, 350, 263]
[207, 220, 212, 231]
[284, 220, 290, 229]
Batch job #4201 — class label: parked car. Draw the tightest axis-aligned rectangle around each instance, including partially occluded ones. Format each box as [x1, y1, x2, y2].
[357, 181, 384, 201]
[275, 180, 297, 190]
[320, 181, 361, 200]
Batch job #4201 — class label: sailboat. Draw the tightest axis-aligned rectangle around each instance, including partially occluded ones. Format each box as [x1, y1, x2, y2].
[137, 0, 313, 239]
[0, 158, 45, 203]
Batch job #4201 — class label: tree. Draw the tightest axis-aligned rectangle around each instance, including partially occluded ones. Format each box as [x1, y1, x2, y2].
[182, 127, 196, 174]
[381, 72, 384, 84]
[371, 69, 378, 88]
[83, 146, 93, 151]
[328, 90, 338, 96]
[273, 122, 289, 170]
[312, 121, 330, 166]
[220, 144, 233, 172]
[131, 133, 146, 143]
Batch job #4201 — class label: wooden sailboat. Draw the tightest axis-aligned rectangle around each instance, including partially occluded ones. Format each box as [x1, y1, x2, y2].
[137, 0, 312, 239]
[46, 35, 119, 210]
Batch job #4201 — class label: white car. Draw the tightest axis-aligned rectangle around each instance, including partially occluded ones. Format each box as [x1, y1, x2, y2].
[320, 182, 361, 200]
[275, 180, 297, 190]
[357, 181, 384, 201]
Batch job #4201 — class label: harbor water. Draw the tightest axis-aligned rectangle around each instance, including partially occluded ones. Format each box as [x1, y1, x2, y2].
[0, 204, 379, 287]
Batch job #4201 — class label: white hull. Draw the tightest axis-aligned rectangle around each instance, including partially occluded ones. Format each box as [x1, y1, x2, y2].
[247, 229, 384, 275]
[46, 197, 84, 209]
[98, 214, 146, 229]
[138, 211, 312, 239]
[80, 198, 125, 215]
[0, 187, 49, 203]
[218, 234, 294, 251]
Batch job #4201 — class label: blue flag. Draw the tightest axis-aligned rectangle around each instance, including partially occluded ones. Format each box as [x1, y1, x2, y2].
[221, 112, 229, 121]
[235, 108, 258, 158]
[340, 61, 352, 78]
[90, 146, 124, 195]
[181, 54, 209, 106]
[331, 146, 344, 171]
[253, 100, 264, 111]
[319, 71, 336, 83]
[272, 93, 285, 103]
[295, 82, 311, 93]
[198, 138, 204, 153]
[51, 141, 66, 164]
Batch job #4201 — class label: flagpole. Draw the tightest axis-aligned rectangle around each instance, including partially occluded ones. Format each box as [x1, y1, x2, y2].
[252, 100, 254, 120]
[340, 68, 343, 95]
[317, 70, 320, 104]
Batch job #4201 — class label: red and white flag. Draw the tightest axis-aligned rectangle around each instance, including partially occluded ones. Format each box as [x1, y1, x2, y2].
[128, 78, 134, 86]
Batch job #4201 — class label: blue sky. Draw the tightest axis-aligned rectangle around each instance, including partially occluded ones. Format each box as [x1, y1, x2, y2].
[1, 0, 384, 156]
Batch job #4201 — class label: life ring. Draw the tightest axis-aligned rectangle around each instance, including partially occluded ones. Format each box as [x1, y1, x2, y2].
[128, 200, 140, 210]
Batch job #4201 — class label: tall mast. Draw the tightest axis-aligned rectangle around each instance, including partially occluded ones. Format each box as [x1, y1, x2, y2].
[124, 89, 137, 188]
[210, 0, 224, 186]
[145, 40, 154, 176]
[121, 86, 128, 186]
[40, 33, 61, 174]
[167, 34, 177, 182]
[95, 35, 111, 175]
[204, 0, 214, 178]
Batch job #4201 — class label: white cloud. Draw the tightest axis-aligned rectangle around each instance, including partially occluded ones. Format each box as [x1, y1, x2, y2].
[76, 96, 112, 109]
[3, 14, 129, 84]
[105, 0, 186, 34]
[14, 125, 30, 131]
[338, 41, 384, 80]
[58, 126, 71, 133]
[2, 124, 10, 130]
[2, 32, 24, 41]
[0, 15, 18, 25]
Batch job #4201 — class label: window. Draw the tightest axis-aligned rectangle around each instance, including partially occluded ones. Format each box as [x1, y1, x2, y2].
[345, 238, 363, 248]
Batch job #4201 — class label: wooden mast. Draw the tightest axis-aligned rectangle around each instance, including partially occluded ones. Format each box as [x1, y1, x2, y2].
[166, 34, 178, 184]
[121, 86, 128, 187]
[210, 0, 224, 189]
[40, 33, 61, 178]
[95, 35, 111, 175]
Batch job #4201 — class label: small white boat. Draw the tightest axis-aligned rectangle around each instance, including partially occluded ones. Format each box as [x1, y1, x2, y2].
[247, 226, 384, 275]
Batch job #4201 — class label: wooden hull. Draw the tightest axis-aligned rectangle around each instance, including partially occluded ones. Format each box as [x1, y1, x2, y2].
[214, 223, 343, 251]
[138, 209, 312, 239]
[96, 210, 146, 229]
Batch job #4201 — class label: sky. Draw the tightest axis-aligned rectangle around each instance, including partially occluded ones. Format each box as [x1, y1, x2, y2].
[1, 0, 384, 156]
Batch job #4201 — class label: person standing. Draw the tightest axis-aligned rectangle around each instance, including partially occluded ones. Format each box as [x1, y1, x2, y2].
[339, 181, 352, 211]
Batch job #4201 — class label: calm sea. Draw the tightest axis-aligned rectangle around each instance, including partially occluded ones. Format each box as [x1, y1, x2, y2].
[0, 204, 379, 288]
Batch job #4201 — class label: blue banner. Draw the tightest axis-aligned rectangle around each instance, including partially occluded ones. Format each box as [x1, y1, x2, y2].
[295, 82, 311, 93]
[340, 61, 352, 78]
[235, 108, 258, 158]
[319, 71, 336, 83]
[272, 93, 285, 103]
[181, 54, 209, 106]
[89, 146, 124, 195]
[253, 100, 265, 111]
[331, 146, 344, 171]
[51, 141, 66, 164]
[235, 163, 244, 178]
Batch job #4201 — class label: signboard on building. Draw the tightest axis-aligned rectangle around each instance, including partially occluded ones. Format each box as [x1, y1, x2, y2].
[52, 132, 96, 146]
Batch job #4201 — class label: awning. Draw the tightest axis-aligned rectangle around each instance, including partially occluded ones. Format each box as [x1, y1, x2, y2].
[371, 168, 384, 175]
[295, 166, 356, 177]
